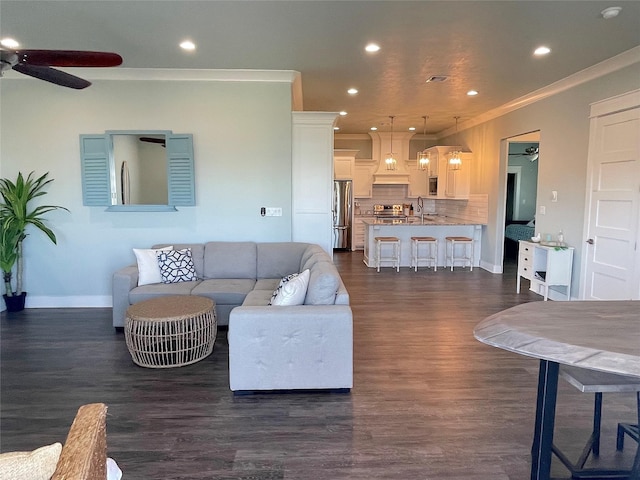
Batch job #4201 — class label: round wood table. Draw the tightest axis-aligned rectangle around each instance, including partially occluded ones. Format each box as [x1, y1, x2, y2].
[125, 296, 216, 368]
[474, 301, 640, 480]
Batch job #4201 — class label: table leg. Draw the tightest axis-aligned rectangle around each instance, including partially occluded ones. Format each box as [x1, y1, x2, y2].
[531, 360, 559, 480]
[631, 392, 640, 480]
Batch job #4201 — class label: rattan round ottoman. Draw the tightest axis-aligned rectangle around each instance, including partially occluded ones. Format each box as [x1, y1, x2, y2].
[125, 296, 217, 368]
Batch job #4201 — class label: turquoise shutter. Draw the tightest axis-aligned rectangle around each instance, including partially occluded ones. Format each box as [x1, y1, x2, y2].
[80, 135, 112, 206]
[166, 134, 195, 206]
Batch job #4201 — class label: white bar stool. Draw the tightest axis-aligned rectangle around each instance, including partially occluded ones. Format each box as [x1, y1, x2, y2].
[410, 236, 438, 272]
[445, 236, 473, 271]
[374, 236, 400, 272]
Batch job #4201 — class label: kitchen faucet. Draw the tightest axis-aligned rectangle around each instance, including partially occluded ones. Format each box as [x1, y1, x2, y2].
[417, 196, 425, 221]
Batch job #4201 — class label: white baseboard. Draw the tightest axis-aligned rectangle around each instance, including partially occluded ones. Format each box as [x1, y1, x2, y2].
[23, 295, 112, 309]
[480, 260, 502, 273]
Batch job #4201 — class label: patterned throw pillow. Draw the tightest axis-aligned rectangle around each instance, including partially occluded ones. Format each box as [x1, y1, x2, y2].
[157, 248, 197, 284]
[268, 269, 310, 306]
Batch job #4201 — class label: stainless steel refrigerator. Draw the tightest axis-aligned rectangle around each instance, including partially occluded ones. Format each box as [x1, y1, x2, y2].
[333, 180, 352, 249]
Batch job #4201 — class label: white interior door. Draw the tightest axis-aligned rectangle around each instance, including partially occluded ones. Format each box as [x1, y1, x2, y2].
[583, 102, 640, 300]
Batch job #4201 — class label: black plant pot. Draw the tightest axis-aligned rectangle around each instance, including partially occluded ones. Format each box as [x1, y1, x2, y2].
[3, 292, 27, 312]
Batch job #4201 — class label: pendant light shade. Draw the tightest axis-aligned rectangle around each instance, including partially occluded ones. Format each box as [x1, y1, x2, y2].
[385, 115, 397, 170]
[417, 115, 430, 173]
[449, 116, 462, 170]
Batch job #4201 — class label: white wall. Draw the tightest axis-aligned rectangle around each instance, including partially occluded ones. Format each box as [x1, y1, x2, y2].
[440, 63, 640, 295]
[0, 78, 293, 306]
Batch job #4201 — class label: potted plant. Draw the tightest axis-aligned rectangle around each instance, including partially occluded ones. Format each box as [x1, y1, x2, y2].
[0, 171, 68, 312]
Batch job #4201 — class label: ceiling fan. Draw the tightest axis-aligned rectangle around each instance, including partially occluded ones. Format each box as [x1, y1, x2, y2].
[0, 48, 122, 89]
[139, 137, 166, 148]
[509, 146, 539, 162]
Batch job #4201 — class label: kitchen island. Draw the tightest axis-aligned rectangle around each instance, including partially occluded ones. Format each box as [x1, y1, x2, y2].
[362, 216, 483, 269]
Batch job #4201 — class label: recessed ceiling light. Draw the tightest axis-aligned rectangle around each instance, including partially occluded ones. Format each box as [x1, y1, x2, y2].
[339, 111, 348, 116]
[347, 88, 358, 95]
[180, 40, 196, 51]
[333, 127, 340, 131]
[467, 90, 479, 96]
[1, 37, 20, 48]
[601, 6, 622, 19]
[534, 46, 551, 56]
[365, 43, 380, 53]
[409, 127, 416, 131]
[370, 127, 378, 131]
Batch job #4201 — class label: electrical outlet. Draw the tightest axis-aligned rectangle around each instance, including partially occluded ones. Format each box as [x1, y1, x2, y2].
[539, 205, 546, 215]
[265, 207, 282, 217]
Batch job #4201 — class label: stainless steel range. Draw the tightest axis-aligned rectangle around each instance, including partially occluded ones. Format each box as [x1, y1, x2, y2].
[373, 204, 407, 223]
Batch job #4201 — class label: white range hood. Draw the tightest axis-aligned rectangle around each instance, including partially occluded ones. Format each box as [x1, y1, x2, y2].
[369, 131, 414, 185]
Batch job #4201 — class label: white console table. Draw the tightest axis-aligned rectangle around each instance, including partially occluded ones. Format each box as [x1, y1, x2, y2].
[517, 240, 574, 301]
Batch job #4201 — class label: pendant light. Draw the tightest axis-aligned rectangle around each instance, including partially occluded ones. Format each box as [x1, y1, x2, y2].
[417, 115, 430, 174]
[448, 116, 462, 171]
[385, 115, 397, 170]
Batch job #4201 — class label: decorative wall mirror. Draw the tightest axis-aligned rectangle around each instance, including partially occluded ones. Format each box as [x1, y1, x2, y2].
[80, 130, 195, 211]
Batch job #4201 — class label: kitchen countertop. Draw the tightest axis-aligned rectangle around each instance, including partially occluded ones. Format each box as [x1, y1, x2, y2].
[361, 216, 483, 226]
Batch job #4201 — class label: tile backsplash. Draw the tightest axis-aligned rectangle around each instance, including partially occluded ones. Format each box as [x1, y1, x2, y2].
[355, 185, 488, 224]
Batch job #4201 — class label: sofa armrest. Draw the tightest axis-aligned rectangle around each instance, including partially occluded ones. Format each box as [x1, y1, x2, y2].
[228, 305, 353, 391]
[112, 265, 138, 328]
[51, 403, 107, 480]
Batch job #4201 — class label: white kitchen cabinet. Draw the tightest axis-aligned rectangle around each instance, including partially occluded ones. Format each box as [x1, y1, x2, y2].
[334, 149, 358, 180]
[517, 240, 574, 300]
[420, 147, 471, 199]
[353, 216, 373, 250]
[445, 152, 471, 199]
[353, 163, 374, 198]
[406, 163, 429, 198]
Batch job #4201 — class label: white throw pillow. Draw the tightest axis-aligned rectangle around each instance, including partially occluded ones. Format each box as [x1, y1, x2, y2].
[269, 269, 310, 306]
[133, 246, 173, 286]
[0, 442, 62, 480]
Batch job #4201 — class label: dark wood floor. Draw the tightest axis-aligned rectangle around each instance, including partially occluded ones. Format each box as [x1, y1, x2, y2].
[2, 252, 638, 479]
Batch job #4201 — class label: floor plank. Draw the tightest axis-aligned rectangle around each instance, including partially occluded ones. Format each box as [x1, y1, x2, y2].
[1, 253, 637, 479]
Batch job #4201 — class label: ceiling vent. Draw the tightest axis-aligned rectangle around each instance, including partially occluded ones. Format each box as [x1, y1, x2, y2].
[426, 75, 448, 83]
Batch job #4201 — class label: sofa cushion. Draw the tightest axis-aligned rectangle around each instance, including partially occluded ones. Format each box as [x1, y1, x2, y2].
[299, 244, 326, 271]
[242, 288, 274, 306]
[254, 278, 280, 291]
[301, 252, 331, 272]
[203, 242, 257, 279]
[257, 242, 309, 279]
[305, 262, 339, 305]
[129, 280, 200, 304]
[191, 278, 256, 305]
[153, 243, 205, 279]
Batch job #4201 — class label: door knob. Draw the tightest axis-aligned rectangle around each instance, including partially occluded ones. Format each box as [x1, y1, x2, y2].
[586, 238, 594, 245]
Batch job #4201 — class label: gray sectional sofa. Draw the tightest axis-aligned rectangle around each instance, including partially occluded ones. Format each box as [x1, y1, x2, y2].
[112, 241, 353, 391]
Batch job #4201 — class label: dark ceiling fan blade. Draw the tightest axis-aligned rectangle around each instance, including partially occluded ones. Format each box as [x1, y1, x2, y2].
[16, 50, 122, 67]
[139, 137, 166, 147]
[13, 63, 91, 89]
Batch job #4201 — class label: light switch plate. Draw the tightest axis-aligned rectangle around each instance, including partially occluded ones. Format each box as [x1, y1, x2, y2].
[265, 207, 282, 217]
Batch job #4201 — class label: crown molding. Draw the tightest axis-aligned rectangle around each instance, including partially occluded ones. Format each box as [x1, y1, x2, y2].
[439, 45, 640, 138]
[3, 68, 300, 84]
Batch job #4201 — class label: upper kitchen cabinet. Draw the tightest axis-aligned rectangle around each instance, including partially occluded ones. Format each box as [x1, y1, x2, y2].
[333, 149, 358, 179]
[406, 162, 429, 198]
[353, 161, 375, 198]
[421, 146, 472, 199]
[444, 152, 472, 199]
